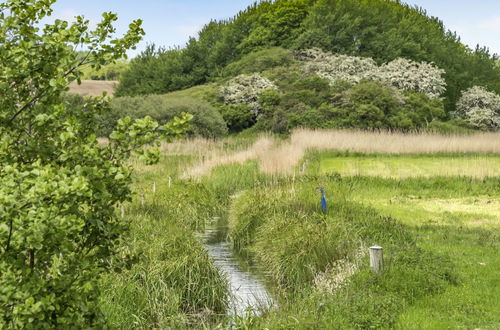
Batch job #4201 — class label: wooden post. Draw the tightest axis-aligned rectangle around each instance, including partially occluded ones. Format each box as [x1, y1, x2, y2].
[120, 205, 125, 218]
[140, 194, 145, 207]
[168, 176, 172, 188]
[152, 181, 156, 194]
[369, 246, 383, 273]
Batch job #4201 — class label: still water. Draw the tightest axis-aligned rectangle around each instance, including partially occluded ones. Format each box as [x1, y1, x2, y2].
[201, 217, 273, 316]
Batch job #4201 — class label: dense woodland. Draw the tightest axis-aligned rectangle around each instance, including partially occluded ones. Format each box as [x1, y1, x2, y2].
[116, 0, 499, 116]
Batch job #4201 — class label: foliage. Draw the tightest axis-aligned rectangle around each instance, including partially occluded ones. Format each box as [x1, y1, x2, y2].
[454, 86, 500, 130]
[117, 0, 500, 114]
[298, 48, 447, 98]
[218, 104, 255, 133]
[0, 1, 190, 327]
[297, 47, 379, 84]
[101, 178, 228, 328]
[227, 175, 457, 328]
[222, 47, 295, 77]
[220, 73, 277, 116]
[108, 95, 227, 138]
[378, 58, 446, 98]
[115, 45, 202, 97]
[253, 67, 445, 132]
[83, 60, 129, 81]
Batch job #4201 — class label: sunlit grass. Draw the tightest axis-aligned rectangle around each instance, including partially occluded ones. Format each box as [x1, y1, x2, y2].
[320, 155, 500, 178]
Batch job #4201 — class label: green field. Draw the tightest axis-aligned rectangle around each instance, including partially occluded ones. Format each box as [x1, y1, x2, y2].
[320, 154, 500, 178]
[95, 135, 500, 329]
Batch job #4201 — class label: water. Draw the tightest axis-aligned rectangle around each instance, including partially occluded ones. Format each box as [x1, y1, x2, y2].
[201, 217, 273, 316]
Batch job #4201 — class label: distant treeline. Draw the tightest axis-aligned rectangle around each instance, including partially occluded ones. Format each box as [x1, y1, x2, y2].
[116, 0, 500, 113]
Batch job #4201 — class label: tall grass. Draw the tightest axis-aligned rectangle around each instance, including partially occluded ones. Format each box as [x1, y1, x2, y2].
[99, 158, 229, 328]
[183, 129, 500, 177]
[227, 176, 457, 328]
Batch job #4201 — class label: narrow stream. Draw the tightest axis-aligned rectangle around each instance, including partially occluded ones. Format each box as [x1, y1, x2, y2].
[201, 217, 273, 316]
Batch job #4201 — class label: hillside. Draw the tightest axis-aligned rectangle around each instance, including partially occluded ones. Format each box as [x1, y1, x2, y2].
[116, 0, 500, 114]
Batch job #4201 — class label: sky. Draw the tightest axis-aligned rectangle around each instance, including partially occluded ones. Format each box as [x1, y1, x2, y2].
[45, 0, 500, 58]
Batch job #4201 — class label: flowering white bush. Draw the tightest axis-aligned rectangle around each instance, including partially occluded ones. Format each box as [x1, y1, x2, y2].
[297, 48, 446, 98]
[454, 86, 500, 130]
[378, 58, 446, 98]
[221, 73, 277, 115]
[297, 48, 378, 84]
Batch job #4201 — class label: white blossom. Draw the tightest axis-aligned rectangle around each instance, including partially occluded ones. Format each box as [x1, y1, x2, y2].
[297, 48, 447, 98]
[221, 73, 277, 115]
[377, 58, 446, 98]
[454, 86, 500, 130]
[297, 48, 378, 84]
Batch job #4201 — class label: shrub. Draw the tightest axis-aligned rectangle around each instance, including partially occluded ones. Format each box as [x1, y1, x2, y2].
[297, 48, 378, 84]
[218, 104, 255, 133]
[220, 73, 277, 115]
[297, 48, 447, 98]
[222, 47, 295, 77]
[107, 95, 228, 138]
[0, 2, 190, 327]
[454, 86, 500, 130]
[378, 58, 446, 98]
[426, 120, 474, 135]
[326, 81, 446, 130]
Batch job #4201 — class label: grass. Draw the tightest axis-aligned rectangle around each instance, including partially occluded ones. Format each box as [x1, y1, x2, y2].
[319, 154, 500, 178]
[99, 129, 500, 328]
[182, 129, 500, 177]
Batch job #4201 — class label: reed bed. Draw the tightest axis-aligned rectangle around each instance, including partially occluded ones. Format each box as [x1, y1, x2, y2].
[183, 129, 500, 176]
[182, 136, 273, 178]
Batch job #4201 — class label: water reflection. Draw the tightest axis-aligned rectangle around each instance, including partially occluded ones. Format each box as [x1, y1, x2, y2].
[201, 217, 273, 315]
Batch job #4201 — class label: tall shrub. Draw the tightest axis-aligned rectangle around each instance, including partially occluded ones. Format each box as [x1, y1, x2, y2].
[0, 1, 190, 327]
[454, 86, 500, 130]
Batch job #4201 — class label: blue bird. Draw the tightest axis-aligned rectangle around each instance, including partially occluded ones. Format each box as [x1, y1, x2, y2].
[320, 188, 327, 214]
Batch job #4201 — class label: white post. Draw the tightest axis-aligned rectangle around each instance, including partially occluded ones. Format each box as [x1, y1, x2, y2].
[168, 176, 172, 188]
[152, 181, 156, 194]
[369, 246, 383, 273]
[140, 194, 145, 207]
[120, 205, 125, 218]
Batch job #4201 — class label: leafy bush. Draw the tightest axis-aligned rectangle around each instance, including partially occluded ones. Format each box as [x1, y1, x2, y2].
[220, 73, 277, 115]
[0, 1, 190, 327]
[297, 48, 379, 84]
[107, 95, 227, 138]
[378, 58, 446, 98]
[453, 86, 500, 130]
[298, 48, 447, 98]
[115, 45, 203, 97]
[218, 104, 255, 133]
[426, 120, 475, 135]
[254, 75, 445, 133]
[222, 47, 295, 77]
[117, 0, 500, 114]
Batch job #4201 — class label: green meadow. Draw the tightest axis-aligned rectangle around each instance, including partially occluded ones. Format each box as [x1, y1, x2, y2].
[98, 133, 500, 329]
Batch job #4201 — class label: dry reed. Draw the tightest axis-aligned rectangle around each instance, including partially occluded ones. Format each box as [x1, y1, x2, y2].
[180, 129, 500, 177]
[260, 129, 500, 174]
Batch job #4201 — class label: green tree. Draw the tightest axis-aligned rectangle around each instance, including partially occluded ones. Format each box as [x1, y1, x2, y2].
[0, 0, 190, 327]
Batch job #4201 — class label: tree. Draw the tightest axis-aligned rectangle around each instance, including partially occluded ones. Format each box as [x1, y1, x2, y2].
[0, 0, 191, 327]
[454, 86, 500, 130]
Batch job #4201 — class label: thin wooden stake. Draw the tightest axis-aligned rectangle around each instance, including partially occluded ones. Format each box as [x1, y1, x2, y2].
[120, 205, 125, 218]
[168, 176, 172, 188]
[140, 194, 145, 207]
[152, 181, 156, 194]
[369, 246, 383, 273]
